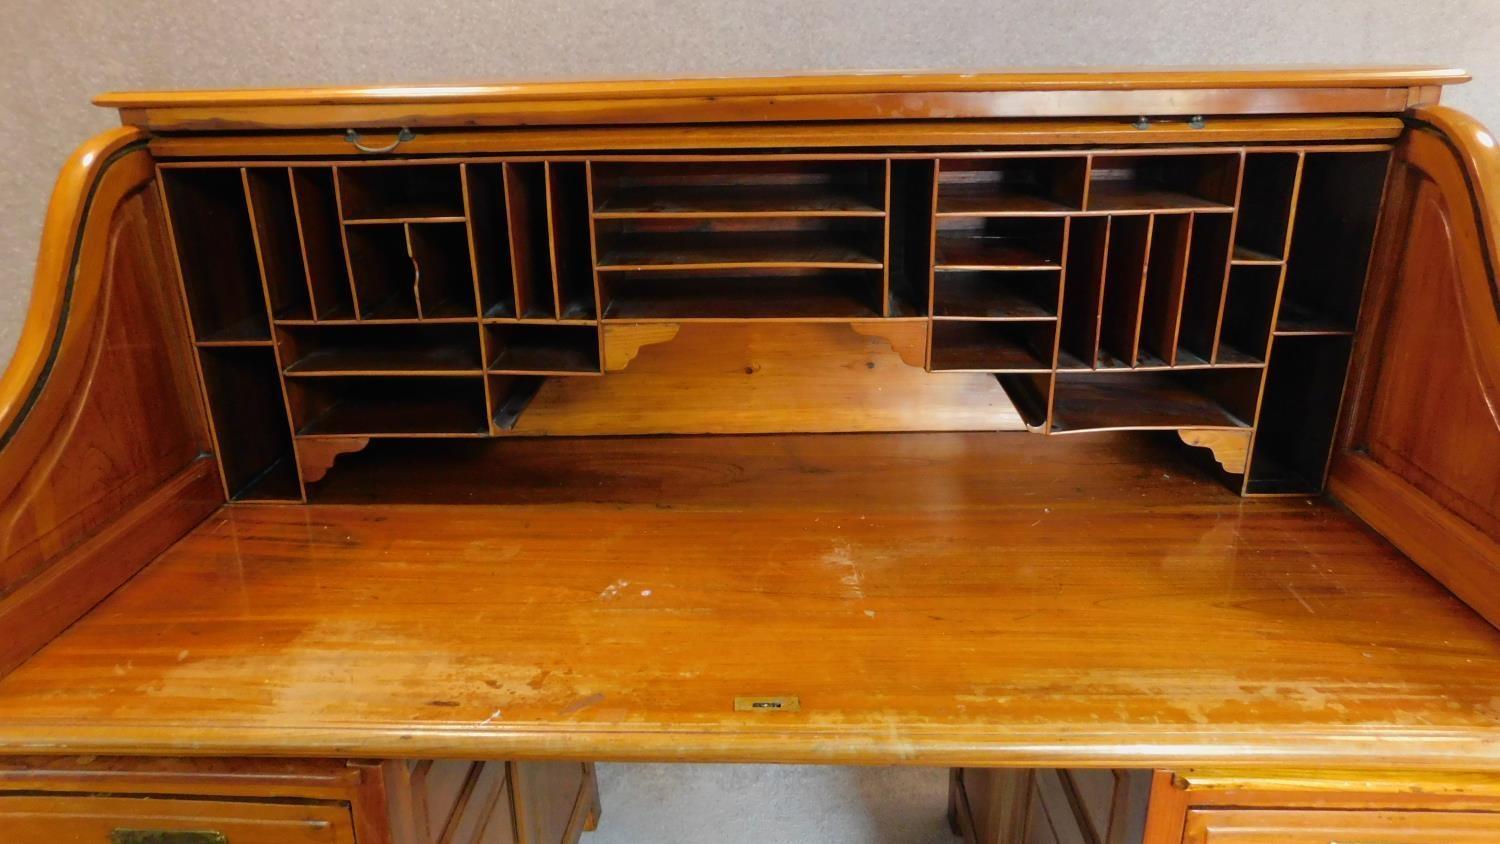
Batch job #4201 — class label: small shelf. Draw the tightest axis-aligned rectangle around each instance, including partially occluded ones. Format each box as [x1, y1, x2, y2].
[601, 270, 882, 321]
[595, 184, 883, 218]
[592, 160, 886, 220]
[280, 324, 484, 376]
[1274, 300, 1354, 336]
[291, 375, 490, 437]
[1085, 183, 1235, 214]
[1086, 153, 1240, 214]
[935, 157, 1086, 217]
[1050, 371, 1251, 434]
[337, 164, 466, 222]
[596, 231, 883, 271]
[929, 320, 1054, 372]
[486, 323, 601, 375]
[933, 217, 1065, 271]
[932, 271, 1059, 320]
[1231, 244, 1282, 264]
[934, 237, 1061, 270]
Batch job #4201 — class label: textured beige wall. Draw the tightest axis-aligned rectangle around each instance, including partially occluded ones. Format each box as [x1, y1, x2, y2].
[2, 0, 1497, 364]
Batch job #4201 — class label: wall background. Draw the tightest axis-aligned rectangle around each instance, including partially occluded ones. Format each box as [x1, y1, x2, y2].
[2, 0, 1497, 361]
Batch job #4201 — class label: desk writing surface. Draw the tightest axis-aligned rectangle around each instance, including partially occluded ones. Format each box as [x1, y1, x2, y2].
[0, 432, 1496, 769]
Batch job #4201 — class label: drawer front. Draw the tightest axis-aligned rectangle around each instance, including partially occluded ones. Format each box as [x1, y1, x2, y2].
[1185, 807, 1500, 843]
[0, 795, 355, 844]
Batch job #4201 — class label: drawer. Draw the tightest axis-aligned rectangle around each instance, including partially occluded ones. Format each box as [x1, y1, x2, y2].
[1185, 807, 1500, 843]
[0, 794, 355, 844]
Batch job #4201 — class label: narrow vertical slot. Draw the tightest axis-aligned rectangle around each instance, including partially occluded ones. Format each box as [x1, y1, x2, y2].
[1219, 265, 1281, 363]
[345, 224, 417, 319]
[1245, 334, 1355, 493]
[242, 168, 312, 321]
[547, 162, 597, 319]
[1057, 216, 1109, 369]
[408, 223, 478, 319]
[1279, 151, 1390, 334]
[1175, 213, 1233, 364]
[504, 163, 558, 319]
[464, 164, 516, 318]
[1137, 214, 1194, 365]
[290, 168, 355, 320]
[197, 347, 301, 500]
[1097, 215, 1153, 368]
[160, 168, 270, 342]
[887, 159, 936, 316]
[1234, 153, 1301, 262]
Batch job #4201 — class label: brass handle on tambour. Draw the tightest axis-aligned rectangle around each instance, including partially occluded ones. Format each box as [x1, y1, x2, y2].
[110, 830, 228, 844]
[344, 127, 414, 154]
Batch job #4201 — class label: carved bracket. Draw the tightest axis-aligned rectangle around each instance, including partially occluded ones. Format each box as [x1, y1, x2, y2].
[1177, 429, 1252, 475]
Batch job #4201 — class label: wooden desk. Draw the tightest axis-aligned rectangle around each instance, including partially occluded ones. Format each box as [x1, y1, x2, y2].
[2, 68, 1500, 843]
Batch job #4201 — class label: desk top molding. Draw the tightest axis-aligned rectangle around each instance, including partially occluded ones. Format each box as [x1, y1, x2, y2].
[96, 66, 1470, 132]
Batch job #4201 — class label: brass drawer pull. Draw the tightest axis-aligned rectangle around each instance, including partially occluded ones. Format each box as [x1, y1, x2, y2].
[110, 830, 228, 844]
[344, 127, 414, 154]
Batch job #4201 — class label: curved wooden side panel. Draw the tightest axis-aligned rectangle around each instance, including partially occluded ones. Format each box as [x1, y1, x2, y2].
[1333, 105, 1500, 629]
[0, 129, 220, 675]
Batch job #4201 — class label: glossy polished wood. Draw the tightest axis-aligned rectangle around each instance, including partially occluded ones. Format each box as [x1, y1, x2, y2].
[0, 432, 1496, 769]
[0, 129, 217, 675]
[1330, 105, 1500, 629]
[96, 68, 1466, 131]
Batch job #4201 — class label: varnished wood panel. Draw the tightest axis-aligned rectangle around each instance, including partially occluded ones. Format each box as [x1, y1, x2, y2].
[512, 321, 1022, 435]
[1332, 106, 1500, 629]
[147, 117, 1406, 160]
[0, 130, 217, 676]
[96, 68, 1464, 131]
[0, 795, 356, 844]
[0, 433, 1496, 768]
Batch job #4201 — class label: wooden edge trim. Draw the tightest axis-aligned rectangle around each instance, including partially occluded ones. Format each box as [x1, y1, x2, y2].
[146, 117, 1406, 160]
[0, 457, 220, 676]
[1141, 770, 1190, 844]
[1329, 453, 1500, 630]
[94, 67, 1470, 110]
[0, 127, 149, 443]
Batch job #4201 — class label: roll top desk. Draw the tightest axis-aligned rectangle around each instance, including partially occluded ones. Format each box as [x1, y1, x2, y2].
[1, 68, 1499, 843]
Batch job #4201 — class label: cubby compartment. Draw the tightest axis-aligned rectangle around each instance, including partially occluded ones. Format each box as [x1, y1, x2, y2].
[288, 375, 490, 437]
[1246, 334, 1355, 493]
[595, 217, 884, 271]
[886, 159, 936, 316]
[1097, 215, 1154, 367]
[1234, 153, 1301, 262]
[592, 159, 885, 218]
[243, 168, 312, 321]
[504, 163, 559, 319]
[197, 346, 301, 500]
[600, 268, 883, 320]
[929, 319, 1055, 372]
[488, 374, 546, 430]
[344, 224, 417, 319]
[1058, 216, 1109, 369]
[934, 217, 1065, 270]
[279, 324, 484, 375]
[289, 168, 355, 320]
[1136, 213, 1194, 365]
[933, 270, 1060, 319]
[337, 164, 466, 222]
[161, 167, 270, 342]
[1218, 265, 1281, 363]
[485, 323, 601, 375]
[463, 164, 517, 319]
[1050, 368, 1258, 434]
[1086, 153, 1240, 213]
[548, 163, 598, 318]
[1279, 151, 1390, 335]
[935, 156, 1086, 215]
[1175, 213, 1234, 364]
[407, 223, 478, 318]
